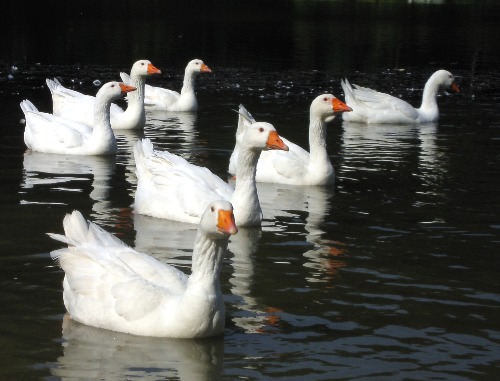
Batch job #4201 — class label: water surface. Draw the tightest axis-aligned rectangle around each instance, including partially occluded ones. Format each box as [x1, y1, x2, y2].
[1, 1, 499, 380]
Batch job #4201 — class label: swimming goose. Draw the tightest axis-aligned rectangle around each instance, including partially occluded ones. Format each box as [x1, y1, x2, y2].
[47, 60, 161, 130]
[228, 94, 352, 185]
[48, 201, 238, 338]
[122, 59, 211, 111]
[134, 122, 288, 226]
[341, 69, 460, 124]
[21, 82, 136, 155]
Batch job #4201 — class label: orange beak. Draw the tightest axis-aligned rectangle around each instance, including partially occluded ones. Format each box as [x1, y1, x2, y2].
[266, 130, 289, 151]
[147, 63, 162, 75]
[332, 98, 353, 113]
[119, 83, 137, 95]
[201, 63, 212, 73]
[217, 209, 238, 235]
[450, 82, 460, 93]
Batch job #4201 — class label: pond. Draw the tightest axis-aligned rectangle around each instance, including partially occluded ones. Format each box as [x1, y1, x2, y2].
[1, 0, 499, 380]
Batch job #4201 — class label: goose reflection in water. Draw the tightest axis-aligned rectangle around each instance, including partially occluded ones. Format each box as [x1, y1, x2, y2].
[300, 186, 347, 283]
[114, 129, 145, 188]
[340, 121, 418, 172]
[340, 120, 448, 209]
[145, 111, 198, 158]
[257, 182, 347, 284]
[20, 151, 116, 223]
[227, 226, 280, 333]
[339, 121, 444, 174]
[229, 183, 349, 332]
[416, 123, 449, 194]
[52, 314, 223, 381]
[133, 214, 198, 267]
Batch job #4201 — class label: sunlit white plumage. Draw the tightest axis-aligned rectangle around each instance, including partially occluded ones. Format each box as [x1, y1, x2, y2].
[228, 94, 352, 185]
[48, 201, 238, 338]
[341, 69, 460, 124]
[47, 60, 161, 130]
[122, 59, 211, 111]
[134, 122, 288, 226]
[21, 82, 135, 155]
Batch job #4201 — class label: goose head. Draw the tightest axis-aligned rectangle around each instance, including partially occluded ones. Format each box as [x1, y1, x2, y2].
[96, 81, 136, 101]
[201, 200, 238, 238]
[432, 70, 460, 93]
[311, 94, 352, 123]
[186, 59, 212, 75]
[242, 122, 289, 152]
[130, 59, 162, 77]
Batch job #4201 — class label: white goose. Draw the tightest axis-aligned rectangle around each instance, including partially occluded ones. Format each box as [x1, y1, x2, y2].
[341, 69, 460, 124]
[21, 82, 136, 155]
[228, 94, 352, 186]
[133, 122, 288, 226]
[47, 60, 161, 130]
[48, 201, 238, 338]
[122, 59, 211, 111]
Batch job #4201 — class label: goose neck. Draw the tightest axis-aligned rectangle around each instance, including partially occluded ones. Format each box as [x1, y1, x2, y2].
[91, 95, 116, 153]
[232, 145, 262, 225]
[181, 70, 197, 96]
[128, 74, 146, 104]
[189, 231, 228, 287]
[308, 115, 330, 165]
[235, 145, 259, 182]
[420, 75, 440, 111]
[93, 96, 113, 130]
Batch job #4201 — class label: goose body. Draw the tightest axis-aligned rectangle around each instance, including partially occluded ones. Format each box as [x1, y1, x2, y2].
[134, 122, 288, 226]
[228, 94, 352, 185]
[48, 201, 238, 338]
[47, 60, 160, 130]
[21, 82, 136, 155]
[123, 59, 211, 111]
[341, 70, 460, 124]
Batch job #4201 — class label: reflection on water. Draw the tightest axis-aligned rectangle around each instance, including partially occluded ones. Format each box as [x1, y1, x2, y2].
[52, 315, 223, 381]
[301, 186, 347, 284]
[227, 227, 272, 333]
[416, 123, 448, 197]
[20, 151, 116, 222]
[340, 121, 442, 170]
[417, 123, 439, 164]
[340, 120, 450, 206]
[258, 182, 347, 285]
[258, 182, 333, 225]
[145, 111, 198, 156]
[257, 182, 332, 235]
[133, 213, 198, 270]
[340, 121, 419, 172]
[114, 129, 144, 191]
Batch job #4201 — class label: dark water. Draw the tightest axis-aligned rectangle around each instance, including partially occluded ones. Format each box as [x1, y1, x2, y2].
[1, 1, 500, 380]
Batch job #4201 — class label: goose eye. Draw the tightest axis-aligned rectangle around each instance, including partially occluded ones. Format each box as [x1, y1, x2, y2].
[111, 84, 115, 87]
[323, 97, 328, 101]
[259, 127, 264, 132]
[210, 206, 215, 212]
